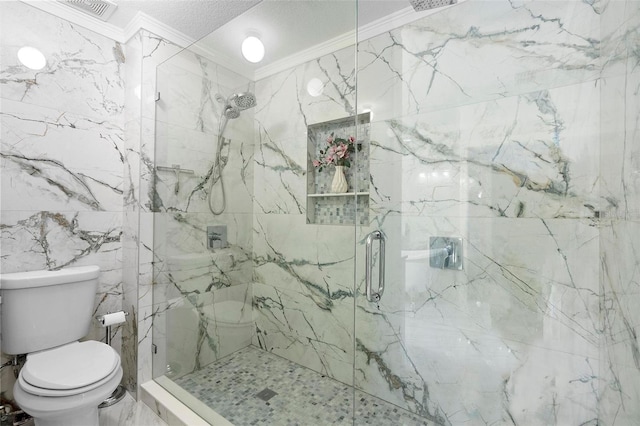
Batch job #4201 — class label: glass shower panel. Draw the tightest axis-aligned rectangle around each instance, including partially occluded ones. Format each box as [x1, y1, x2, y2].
[355, 0, 639, 424]
[249, 2, 358, 421]
[151, 43, 256, 421]
[151, 1, 359, 423]
[598, 0, 640, 422]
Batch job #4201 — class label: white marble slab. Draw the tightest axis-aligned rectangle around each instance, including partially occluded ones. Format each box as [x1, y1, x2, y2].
[99, 392, 167, 426]
[255, 45, 356, 143]
[0, 2, 124, 119]
[358, 0, 602, 122]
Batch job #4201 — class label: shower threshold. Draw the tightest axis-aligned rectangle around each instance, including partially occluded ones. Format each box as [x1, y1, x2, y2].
[163, 345, 429, 425]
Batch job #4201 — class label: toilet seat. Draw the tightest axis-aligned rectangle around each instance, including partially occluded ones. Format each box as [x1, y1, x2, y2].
[19, 341, 120, 397]
[13, 365, 123, 423]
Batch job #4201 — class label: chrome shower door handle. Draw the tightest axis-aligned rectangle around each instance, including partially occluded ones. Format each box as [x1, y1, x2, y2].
[365, 230, 386, 303]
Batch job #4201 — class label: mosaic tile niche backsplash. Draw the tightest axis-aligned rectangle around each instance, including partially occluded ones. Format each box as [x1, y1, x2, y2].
[306, 114, 370, 225]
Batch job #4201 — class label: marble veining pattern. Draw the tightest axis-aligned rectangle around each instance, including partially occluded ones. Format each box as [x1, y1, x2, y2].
[4, 0, 627, 422]
[245, 0, 640, 425]
[1, 0, 127, 401]
[357, 0, 603, 121]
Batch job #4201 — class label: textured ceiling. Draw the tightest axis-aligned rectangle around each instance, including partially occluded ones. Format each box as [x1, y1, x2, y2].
[108, 0, 262, 41]
[107, 1, 414, 42]
[109, 1, 413, 71]
[198, 1, 358, 69]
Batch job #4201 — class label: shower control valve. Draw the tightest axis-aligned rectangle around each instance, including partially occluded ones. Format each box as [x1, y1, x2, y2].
[207, 225, 228, 250]
[429, 237, 463, 270]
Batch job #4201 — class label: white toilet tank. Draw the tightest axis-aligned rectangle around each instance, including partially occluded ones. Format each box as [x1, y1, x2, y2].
[0, 265, 100, 355]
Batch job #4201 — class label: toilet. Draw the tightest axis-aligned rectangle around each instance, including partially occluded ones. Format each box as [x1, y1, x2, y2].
[0, 265, 122, 426]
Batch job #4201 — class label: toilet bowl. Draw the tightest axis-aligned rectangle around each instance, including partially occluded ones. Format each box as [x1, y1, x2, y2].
[214, 300, 255, 358]
[0, 266, 123, 426]
[162, 299, 255, 375]
[13, 341, 122, 426]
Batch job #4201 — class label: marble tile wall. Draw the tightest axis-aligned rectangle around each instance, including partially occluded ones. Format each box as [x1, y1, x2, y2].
[252, 0, 640, 424]
[252, 42, 358, 385]
[0, 1, 185, 402]
[122, 30, 184, 397]
[356, 0, 640, 424]
[0, 0, 124, 399]
[597, 1, 640, 423]
[122, 31, 145, 398]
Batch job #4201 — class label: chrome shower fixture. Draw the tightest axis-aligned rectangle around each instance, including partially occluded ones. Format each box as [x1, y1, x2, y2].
[215, 91, 257, 118]
[224, 106, 241, 119]
[209, 91, 257, 216]
[409, 0, 456, 12]
[231, 92, 257, 110]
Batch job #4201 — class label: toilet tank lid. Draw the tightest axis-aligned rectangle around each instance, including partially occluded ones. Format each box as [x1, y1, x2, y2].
[0, 265, 100, 290]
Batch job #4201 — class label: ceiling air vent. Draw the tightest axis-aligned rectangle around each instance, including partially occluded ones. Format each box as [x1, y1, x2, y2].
[409, 0, 457, 12]
[59, 0, 118, 21]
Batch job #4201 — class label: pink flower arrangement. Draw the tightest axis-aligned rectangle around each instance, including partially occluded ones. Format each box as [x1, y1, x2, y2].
[313, 134, 362, 172]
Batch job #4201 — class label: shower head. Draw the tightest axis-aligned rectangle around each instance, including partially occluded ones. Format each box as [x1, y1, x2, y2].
[231, 92, 257, 111]
[215, 91, 256, 122]
[224, 105, 241, 119]
[409, 0, 456, 12]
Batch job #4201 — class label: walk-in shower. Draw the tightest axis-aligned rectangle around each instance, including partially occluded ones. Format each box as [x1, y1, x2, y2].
[208, 92, 256, 215]
[151, 0, 640, 424]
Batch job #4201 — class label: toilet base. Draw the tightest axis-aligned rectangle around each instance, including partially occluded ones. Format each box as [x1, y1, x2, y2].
[98, 384, 126, 408]
[33, 406, 97, 426]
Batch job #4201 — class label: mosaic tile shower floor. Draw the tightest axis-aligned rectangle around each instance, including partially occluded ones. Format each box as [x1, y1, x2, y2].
[174, 345, 430, 425]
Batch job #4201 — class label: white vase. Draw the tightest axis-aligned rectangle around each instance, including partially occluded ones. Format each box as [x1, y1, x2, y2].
[330, 165, 348, 193]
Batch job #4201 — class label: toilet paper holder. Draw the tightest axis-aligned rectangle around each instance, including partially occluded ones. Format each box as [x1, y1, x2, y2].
[95, 311, 128, 408]
[95, 311, 128, 346]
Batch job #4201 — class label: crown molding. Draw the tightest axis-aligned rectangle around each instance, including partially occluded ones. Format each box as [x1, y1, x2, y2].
[22, 1, 466, 82]
[360, 6, 428, 42]
[253, 4, 457, 81]
[189, 44, 256, 81]
[358, 2, 463, 42]
[254, 30, 355, 81]
[124, 11, 194, 48]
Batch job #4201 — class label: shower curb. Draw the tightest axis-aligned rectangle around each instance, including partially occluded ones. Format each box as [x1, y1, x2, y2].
[141, 380, 225, 426]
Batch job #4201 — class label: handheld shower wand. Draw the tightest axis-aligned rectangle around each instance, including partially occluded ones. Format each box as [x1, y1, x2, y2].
[208, 92, 256, 215]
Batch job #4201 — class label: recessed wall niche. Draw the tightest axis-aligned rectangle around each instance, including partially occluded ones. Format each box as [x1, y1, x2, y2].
[306, 113, 370, 225]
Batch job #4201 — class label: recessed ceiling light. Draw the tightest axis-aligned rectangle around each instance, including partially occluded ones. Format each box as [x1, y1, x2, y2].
[17, 46, 46, 70]
[241, 36, 265, 63]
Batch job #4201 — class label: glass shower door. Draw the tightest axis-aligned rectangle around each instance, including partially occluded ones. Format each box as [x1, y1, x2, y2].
[354, 0, 640, 424]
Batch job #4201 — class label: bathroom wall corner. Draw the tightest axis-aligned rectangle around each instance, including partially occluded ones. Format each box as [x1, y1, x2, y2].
[123, 29, 183, 398]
